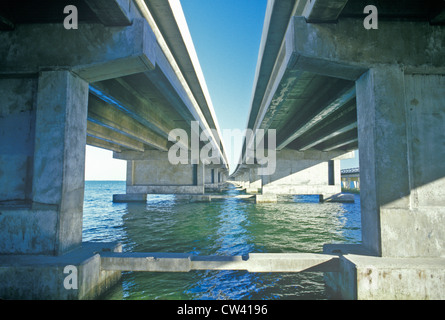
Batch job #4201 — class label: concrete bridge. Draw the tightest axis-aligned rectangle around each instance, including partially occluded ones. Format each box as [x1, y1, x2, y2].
[0, 0, 229, 299]
[232, 0, 445, 299]
[0, 0, 444, 300]
[341, 167, 360, 190]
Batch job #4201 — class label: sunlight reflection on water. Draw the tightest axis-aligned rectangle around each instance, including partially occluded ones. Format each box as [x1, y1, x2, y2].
[82, 181, 361, 300]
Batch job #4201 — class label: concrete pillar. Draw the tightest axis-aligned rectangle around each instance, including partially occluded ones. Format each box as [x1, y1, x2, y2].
[113, 150, 206, 200]
[326, 67, 445, 300]
[246, 168, 262, 194]
[260, 149, 352, 197]
[0, 71, 122, 299]
[356, 66, 445, 258]
[0, 70, 89, 256]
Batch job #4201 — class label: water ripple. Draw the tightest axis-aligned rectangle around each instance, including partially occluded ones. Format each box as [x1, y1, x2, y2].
[83, 181, 361, 300]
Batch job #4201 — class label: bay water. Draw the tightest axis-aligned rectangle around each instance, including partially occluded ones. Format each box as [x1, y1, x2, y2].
[82, 181, 361, 300]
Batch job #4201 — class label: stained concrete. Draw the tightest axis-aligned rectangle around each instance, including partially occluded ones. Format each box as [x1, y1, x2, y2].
[232, 0, 445, 300]
[0, 0, 228, 299]
[0, 242, 121, 300]
[324, 244, 445, 300]
[100, 251, 340, 273]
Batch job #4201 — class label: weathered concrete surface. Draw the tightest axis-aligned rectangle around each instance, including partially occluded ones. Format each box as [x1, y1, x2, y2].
[0, 77, 37, 202]
[113, 193, 147, 203]
[0, 0, 228, 299]
[258, 150, 353, 196]
[0, 242, 121, 300]
[100, 252, 340, 273]
[0, 71, 89, 256]
[240, 0, 445, 300]
[325, 253, 445, 300]
[0, 18, 156, 82]
[357, 68, 445, 258]
[255, 194, 278, 203]
[113, 150, 230, 200]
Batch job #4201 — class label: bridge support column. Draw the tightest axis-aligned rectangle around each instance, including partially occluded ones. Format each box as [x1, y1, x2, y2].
[0, 71, 121, 298]
[113, 150, 206, 202]
[246, 168, 262, 194]
[204, 166, 227, 192]
[236, 170, 251, 190]
[326, 67, 445, 299]
[0, 70, 89, 255]
[260, 149, 352, 199]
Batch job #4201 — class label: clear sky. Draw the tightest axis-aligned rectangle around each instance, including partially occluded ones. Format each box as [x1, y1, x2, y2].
[84, 0, 358, 181]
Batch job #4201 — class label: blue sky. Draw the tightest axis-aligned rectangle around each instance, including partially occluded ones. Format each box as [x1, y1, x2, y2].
[180, 0, 268, 171]
[84, 0, 358, 180]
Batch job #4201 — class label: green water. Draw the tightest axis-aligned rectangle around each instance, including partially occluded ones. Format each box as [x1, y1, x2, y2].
[83, 181, 361, 300]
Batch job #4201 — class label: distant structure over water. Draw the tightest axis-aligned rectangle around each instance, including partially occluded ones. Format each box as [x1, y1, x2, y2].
[341, 168, 360, 190]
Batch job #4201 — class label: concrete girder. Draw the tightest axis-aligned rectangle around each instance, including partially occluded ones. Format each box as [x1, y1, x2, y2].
[247, 0, 296, 131]
[0, 18, 156, 82]
[288, 16, 445, 80]
[289, 99, 357, 151]
[144, 0, 222, 139]
[276, 85, 356, 150]
[100, 251, 340, 273]
[90, 78, 177, 140]
[316, 128, 358, 152]
[84, 0, 132, 26]
[87, 94, 169, 152]
[302, 0, 349, 22]
[87, 121, 145, 153]
[135, 0, 228, 168]
[86, 136, 122, 153]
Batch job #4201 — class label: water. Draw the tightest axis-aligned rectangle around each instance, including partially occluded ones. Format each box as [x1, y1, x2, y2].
[82, 181, 361, 300]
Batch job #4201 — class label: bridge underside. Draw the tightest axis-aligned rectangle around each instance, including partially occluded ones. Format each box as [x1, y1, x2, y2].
[0, 0, 444, 300]
[0, 0, 228, 299]
[232, 0, 445, 299]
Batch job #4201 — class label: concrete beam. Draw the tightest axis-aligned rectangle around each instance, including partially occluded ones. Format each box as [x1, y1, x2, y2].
[0, 18, 156, 82]
[291, 100, 357, 151]
[88, 94, 169, 151]
[87, 121, 145, 152]
[86, 136, 122, 153]
[100, 252, 340, 273]
[247, 0, 296, 131]
[288, 16, 445, 79]
[135, 0, 228, 168]
[146, 0, 224, 142]
[302, 0, 349, 22]
[84, 0, 132, 26]
[90, 78, 177, 141]
[317, 128, 358, 152]
[277, 85, 356, 150]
